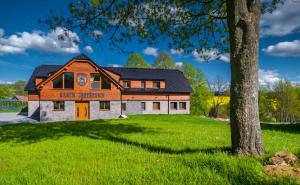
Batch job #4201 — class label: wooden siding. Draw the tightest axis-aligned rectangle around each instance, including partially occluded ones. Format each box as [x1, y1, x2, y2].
[38, 61, 121, 101]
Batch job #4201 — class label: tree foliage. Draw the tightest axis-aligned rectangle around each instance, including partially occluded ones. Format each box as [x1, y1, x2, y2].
[179, 61, 212, 116]
[153, 52, 175, 69]
[0, 81, 27, 99]
[125, 53, 149, 68]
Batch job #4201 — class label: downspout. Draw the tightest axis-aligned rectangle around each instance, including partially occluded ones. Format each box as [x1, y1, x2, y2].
[38, 90, 41, 121]
[120, 92, 123, 115]
[167, 94, 170, 115]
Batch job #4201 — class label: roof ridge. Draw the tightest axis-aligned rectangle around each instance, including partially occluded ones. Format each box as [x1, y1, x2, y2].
[104, 66, 181, 71]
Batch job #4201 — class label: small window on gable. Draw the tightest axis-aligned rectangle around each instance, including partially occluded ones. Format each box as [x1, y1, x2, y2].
[53, 101, 64, 111]
[101, 75, 111, 89]
[53, 74, 63, 89]
[153, 81, 160, 89]
[91, 73, 100, 89]
[123, 81, 131, 88]
[100, 101, 110, 110]
[53, 73, 74, 89]
[170, 102, 177, 110]
[141, 81, 146, 88]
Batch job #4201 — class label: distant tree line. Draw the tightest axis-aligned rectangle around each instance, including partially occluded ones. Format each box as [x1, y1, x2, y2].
[0, 80, 27, 99]
[259, 80, 300, 123]
[125, 52, 300, 123]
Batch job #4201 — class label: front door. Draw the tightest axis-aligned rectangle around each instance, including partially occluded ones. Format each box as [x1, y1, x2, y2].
[75, 102, 89, 120]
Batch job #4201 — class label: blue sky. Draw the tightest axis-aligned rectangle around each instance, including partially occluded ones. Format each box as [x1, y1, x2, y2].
[0, 0, 300, 85]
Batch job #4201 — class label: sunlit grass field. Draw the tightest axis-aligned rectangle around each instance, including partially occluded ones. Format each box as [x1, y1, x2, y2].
[0, 115, 299, 185]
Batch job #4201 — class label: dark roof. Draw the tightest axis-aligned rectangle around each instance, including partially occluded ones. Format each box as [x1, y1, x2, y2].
[104, 67, 192, 93]
[24, 64, 61, 91]
[25, 56, 192, 93]
[72, 53, 91, 60]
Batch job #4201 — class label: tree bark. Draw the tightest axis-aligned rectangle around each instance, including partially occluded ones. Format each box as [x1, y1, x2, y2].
[226, 0, 265, 155]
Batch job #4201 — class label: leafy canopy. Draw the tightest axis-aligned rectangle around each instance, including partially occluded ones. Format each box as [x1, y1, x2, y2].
[153, 52, 175, 69]
[125, 53, 149, 68]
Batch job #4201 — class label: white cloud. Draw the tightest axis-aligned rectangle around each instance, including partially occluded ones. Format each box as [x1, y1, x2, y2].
[84, 45, 93, 53]
[92, 30, 103, 39]
[171, 48, 184, 55]
[108, 64, 122, 67]
[261, 1, 300, 37]
[0, 80, 14, 84]
[143, 47, 158, 56]
[175, 62, 183, 67]
[263, 40, 300, 56]
[192, 49, 230, 63]
[0, 27, 80, 55]
[259, 69, 281, 85]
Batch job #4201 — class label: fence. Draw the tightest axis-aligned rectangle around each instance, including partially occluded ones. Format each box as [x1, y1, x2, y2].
[0, 100, 28, 113]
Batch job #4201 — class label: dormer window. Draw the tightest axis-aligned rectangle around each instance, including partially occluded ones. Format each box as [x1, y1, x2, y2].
[53, 72, 74, 89]
[141, 81, 146, 88]
[153, 81, 160, 89]
[123, 81, 131, 88]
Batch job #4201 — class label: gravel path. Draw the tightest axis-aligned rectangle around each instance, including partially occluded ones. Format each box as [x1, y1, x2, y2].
[0, 112, 37, 125]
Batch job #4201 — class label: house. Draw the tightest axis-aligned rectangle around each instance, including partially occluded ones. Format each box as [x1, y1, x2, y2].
[24, 54, 192, 121]
[11, 95, 28, 102]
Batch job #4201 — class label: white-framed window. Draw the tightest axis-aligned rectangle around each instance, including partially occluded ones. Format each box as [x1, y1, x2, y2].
[170, 102, 178, 110]
[100, 101, 110, 110]
[53, 101, 65, 111]
[153, 81, 160, 89]
[153, 102, 160, 110]
[179, 102, 187, 110]
[141, 102, 146, 110]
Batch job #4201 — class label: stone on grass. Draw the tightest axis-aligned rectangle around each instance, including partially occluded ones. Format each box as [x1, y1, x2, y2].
[264, 151, 300, 181]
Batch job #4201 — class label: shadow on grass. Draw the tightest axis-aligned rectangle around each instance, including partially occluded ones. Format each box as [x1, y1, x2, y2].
[107, 135, 231, 154]
[0, 120, 231, 155]
[261, 122, 300, 134]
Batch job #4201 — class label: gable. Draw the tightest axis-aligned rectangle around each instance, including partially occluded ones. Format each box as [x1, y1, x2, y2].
[36, 59, 123, 90]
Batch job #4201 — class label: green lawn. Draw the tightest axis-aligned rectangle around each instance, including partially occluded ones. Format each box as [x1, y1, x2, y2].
[0, 115, 299, 185]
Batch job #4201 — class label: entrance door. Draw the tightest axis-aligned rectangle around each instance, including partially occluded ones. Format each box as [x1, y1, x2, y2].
[75, 102, 89, 120]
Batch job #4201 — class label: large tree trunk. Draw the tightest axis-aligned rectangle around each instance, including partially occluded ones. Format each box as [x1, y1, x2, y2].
[226, 0, 265, 155]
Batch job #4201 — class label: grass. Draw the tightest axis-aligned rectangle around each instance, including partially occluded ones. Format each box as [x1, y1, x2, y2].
[0, 114, 299, 185]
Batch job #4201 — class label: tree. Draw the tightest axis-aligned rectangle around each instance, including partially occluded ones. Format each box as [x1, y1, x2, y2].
[153, 52, 175, 69]
[208, 76, 229, 118]
[125, 53, 149, 68]
[43, 0, 281, 155]
[273, 80, 300, 123]
[179, 62, 212, 115]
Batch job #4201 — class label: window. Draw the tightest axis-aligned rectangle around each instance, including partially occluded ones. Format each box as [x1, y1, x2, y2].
[53, 74, 63, 88]
[153, 81, 160, 89]
[170, 102, 178, 110]
[121, 103, 126, 111]
[64, 73, 74, 89]
[100, 101, 110, 110]
[53, 73, 74, 89]
[90, 73, 111, 89]
[141, 102, 146, 110]
[91, 73, 100, 89]
[53, 101, 64, 111]
[101, 75, 111, 89]
[179, 102, 187, 110]
[153, 102, 160, 110]
[141, 81, 146, 88]
[123, 81, 131, 88]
